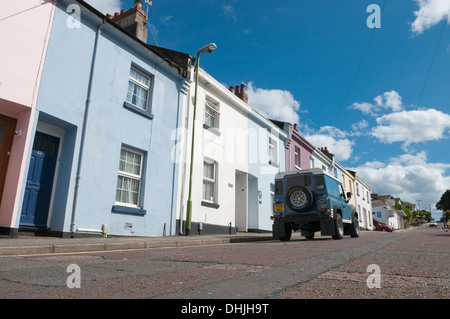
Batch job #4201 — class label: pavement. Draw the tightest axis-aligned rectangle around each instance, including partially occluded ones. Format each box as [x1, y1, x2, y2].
[0, 227, 420, 257]
[0, 232, 286, 257]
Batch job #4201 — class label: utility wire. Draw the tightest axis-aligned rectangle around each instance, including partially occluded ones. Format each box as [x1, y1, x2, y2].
[401, 7, 450, 151]
[332, 0, 388, 126]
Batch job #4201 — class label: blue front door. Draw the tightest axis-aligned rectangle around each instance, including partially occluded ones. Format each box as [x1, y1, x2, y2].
[20, 132, 60, 228]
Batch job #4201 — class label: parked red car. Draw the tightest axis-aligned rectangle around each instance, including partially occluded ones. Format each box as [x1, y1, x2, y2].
[375, 222, 393, 232]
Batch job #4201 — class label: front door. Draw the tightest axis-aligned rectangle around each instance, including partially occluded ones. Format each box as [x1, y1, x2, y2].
[0, 115, 16, 206]
[20, 132, 60, 227]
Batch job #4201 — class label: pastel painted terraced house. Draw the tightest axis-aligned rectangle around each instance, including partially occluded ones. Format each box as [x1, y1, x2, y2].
[7, 0, 193, 237]
[0, 0, 56, 236]
[177, 69, 252, 235]
[176, 65, 287, 234]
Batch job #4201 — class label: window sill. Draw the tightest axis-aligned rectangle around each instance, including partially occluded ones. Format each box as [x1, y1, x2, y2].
[269, 160, 279, 168]
[201, 201, 220, 209]
[123, 102, 154, 120]
[112, 205, 146, 216]
[203, 124, 221, 136]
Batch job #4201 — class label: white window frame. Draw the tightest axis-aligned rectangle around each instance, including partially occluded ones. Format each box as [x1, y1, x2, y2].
[204, 100, 220, 129]
[115, 147, 144, 208]
[202, 159, 217, 203]
[294, 146, 300, 168]
[126, 67, 151, 111]
[269, 137, 278, 165]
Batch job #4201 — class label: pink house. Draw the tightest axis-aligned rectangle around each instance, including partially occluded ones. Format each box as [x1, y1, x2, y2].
[270, 120, 315, 171]
[0, 0, 55, 236]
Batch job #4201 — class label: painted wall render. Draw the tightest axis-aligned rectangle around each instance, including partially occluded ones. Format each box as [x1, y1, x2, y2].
[15, 0, 189, 237]
[0, 0, 55, 234]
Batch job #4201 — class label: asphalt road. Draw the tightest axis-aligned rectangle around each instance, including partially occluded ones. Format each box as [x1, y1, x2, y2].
[0, 224, 448, 301]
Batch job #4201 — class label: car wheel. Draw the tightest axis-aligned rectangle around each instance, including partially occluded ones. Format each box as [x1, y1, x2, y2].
[286, 186, 313, 212]
[303, 230, 315, 240]
[350, 215, 360, 238]
[332, 214, 344, 240]
[279, 224, 292, 241]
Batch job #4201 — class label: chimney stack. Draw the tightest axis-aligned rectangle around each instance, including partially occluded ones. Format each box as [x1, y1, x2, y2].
[106, 0, 148, 43]
[229, 83, 248, 103]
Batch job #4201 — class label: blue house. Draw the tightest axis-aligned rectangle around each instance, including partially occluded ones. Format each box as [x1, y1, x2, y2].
[16, 0, 193, 237]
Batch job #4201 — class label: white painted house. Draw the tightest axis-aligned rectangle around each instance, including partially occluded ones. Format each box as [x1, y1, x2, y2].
[177, 68, 252, 234]
[372, 199, 406, 230]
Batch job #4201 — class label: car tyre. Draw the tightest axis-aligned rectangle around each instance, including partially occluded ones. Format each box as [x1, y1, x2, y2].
[303, 230, 315, 240]
[350, 214, 360, 238]
[286, 186, 313, 212]
[279, 224, 292, 241]
[332, 214, 344, 240]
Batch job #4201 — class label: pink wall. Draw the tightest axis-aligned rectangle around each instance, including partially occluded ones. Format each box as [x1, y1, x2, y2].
[0, 1, 55, 229]
[286, 125, 314, 171]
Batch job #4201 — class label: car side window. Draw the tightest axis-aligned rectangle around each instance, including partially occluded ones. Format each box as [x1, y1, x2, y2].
[339, 184, 346, 199]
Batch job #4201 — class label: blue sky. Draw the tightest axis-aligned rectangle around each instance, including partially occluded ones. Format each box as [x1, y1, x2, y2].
[87, 0, 450, 219]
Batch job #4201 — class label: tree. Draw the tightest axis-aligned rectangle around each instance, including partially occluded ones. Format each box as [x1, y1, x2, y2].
[436, 190, 450, 227]
[436, 190, 450, 211]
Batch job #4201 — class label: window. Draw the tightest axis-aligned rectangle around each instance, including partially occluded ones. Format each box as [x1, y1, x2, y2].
[204, 100, 220, 129]
[126, 67, 151, 111]
[269, 137, 278, 166]
[115, 148, 143, 207]
[356, 182, 360, 196]
[294, 147, 300, 168]
[203, 160, 217, 203]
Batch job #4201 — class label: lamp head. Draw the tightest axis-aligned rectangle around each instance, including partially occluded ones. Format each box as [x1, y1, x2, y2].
[197, 43, 217, 55]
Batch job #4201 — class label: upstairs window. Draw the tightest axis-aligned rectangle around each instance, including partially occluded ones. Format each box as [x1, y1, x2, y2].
[294, 146, 300, 168]
[126, 67, 151, 111]
[204, 100, 220, 129]
[269, 137, 278, 166]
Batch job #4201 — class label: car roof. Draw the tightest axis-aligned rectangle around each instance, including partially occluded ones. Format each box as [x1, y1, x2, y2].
[275, 168, 340, 183]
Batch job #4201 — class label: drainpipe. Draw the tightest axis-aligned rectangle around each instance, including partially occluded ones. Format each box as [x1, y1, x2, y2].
[70, 21, 105, 237]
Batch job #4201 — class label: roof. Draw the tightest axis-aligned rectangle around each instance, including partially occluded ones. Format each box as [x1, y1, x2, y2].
[275, 168, 340, 182]
[75, 0, 193, 77]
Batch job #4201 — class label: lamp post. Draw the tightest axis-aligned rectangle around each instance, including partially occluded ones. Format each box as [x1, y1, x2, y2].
[185, 43, 217, 236]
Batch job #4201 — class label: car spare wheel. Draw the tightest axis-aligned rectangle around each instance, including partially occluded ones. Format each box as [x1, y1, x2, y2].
[286, 186, 313, 212]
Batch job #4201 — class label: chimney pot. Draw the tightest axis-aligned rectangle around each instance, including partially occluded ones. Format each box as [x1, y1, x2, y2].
[110, 1, 148, 43]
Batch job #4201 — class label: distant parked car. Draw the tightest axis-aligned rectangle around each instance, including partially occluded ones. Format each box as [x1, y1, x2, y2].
[375, 222, 393, 232]
[429, 221, 438, 227]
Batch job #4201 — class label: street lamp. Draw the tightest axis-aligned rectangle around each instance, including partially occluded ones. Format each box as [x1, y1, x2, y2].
[185, 43, 217, 236]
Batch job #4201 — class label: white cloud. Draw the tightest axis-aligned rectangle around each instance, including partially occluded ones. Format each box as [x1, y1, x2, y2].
[351, 151, 450, 215]
[371, 108, 450, 148]
[85, 0, 122, 15]
[223, 4, 237, 23]
[246, 82, 301, 124]
[410, 0, 450, 35]
[304, 126, 355, 162]
[352, 119, 369, 131]
[350, 90, 403, 116]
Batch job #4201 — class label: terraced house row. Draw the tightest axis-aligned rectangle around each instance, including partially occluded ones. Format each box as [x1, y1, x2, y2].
[0, 0, 374, 238]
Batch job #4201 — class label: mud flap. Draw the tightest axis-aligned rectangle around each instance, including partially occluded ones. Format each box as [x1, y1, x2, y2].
[272, 221, 286, 238]
[320, 219, 336, 236]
